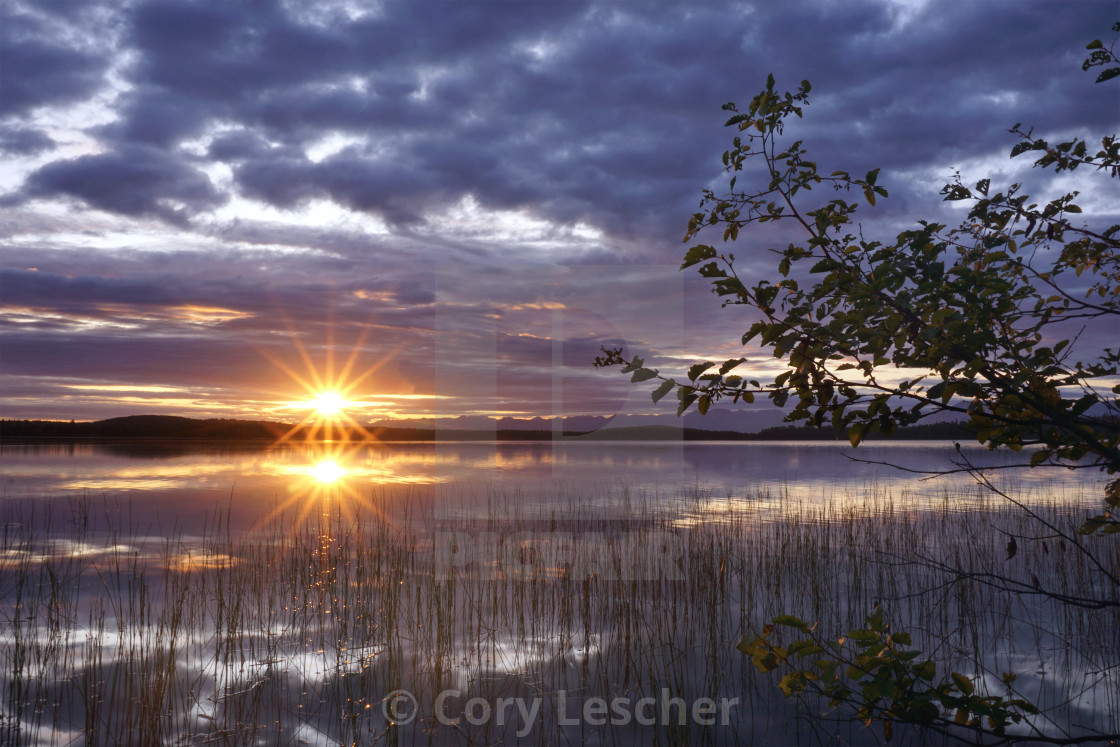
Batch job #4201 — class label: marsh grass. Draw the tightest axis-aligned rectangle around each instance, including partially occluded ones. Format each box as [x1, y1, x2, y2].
[0, 483, 1116, 745]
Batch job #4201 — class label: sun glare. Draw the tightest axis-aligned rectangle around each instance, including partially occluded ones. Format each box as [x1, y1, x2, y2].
[311, 391, 347, 417]
[310, 459, 346, 484]
[258, 313, 407, 447]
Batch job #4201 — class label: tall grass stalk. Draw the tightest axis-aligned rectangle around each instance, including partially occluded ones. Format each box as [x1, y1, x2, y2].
[0, 483, 1115, 745]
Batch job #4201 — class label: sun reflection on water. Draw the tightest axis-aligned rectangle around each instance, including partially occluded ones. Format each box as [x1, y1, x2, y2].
[309, 459, 346, 484]
[234, 441, 407, 540]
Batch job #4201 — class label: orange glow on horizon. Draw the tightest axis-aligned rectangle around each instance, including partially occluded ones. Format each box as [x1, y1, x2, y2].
[252, 307, 409, 444]
[309, 391, 348, 417]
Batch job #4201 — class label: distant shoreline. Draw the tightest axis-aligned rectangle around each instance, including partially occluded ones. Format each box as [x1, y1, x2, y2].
[0, 415, 973, 443]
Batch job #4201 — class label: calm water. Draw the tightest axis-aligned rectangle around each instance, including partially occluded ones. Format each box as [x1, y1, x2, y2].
[1, 440, 1113, 745]
[0, 439, 1101, 532]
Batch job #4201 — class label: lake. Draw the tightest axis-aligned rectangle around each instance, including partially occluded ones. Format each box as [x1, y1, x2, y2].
[0, 440, 1115, 745]
[0, 439, 1096, 530]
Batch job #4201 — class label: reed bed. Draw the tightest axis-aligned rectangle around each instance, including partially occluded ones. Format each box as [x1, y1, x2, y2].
[0, 482, 1116, 745]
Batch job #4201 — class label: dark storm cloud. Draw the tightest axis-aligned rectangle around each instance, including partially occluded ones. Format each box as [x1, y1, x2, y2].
[106, 0, 590, 146]
[87, 0, 727, 235]
[109, 88, 214, 148]
[2, 0, 1117, 421]
[207, 131, 283, 162]
[9, 0, 1116, 238]
[17, 144, 226, 225]
[1, 268, 183, 310]
[0, 2, 113, 116]
[126, 0, 588, 96]
[732, 2, 1120, 210]
[0, 127, 55, 155]
[232, 3, 1120, 233]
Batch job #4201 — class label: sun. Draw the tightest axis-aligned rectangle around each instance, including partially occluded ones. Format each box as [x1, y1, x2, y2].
[241, 320, 402, 542]
[273, 384, 371, 442]
[253, 309, 406, 445]
[311, 391, 347, 418]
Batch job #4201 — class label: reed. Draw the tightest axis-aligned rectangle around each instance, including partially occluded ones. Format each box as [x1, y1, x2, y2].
[0, 482, 1115, 745]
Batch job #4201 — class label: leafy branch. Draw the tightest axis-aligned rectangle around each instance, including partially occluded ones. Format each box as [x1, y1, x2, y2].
[738, 609, 1119, 745]
[596, 29, 1120, 530]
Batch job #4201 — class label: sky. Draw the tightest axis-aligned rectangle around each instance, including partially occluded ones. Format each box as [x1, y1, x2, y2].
[1, 0, 1117, 426]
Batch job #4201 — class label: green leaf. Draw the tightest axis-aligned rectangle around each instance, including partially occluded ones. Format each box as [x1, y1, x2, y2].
[676, 388, 697, 416]
[688, 362, 715, 381]
[754, 651, 780, 673]
[773, 614, 810, 631]
[698, 262, 727, 278]
[788, 640, 825, 658]
[720, 357, 746, 374]
[631, 368, 658, 383]
[1079, 517, 1109, 535]
[697, 394, 712, 415]
[1097, 67, 1120, 83]
[779, 673, 806, 696]
[847, 629, 879, 645]
[951, 673, 975, 696]
[848, 423, 865, 447]
[681, 244, 717, 269]
[914, 661, 936, 681]
[651, 379, 675, 403]
[620, 356, 643, 374]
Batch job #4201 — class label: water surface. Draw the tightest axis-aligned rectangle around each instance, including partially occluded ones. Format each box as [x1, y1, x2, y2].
[0, 440, 1113, 745]
[0, 439, 1099, 531]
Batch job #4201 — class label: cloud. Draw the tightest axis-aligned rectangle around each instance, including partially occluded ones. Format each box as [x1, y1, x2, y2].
[9, 0, 1115, 239]
[16, 144, 227, 225]
[1, 268, 184, 310]
[0, 126, 56, 155]
[206, 130, 281, 162]
[1, 0, 1116, 420]
[0, 2, 113, 116]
